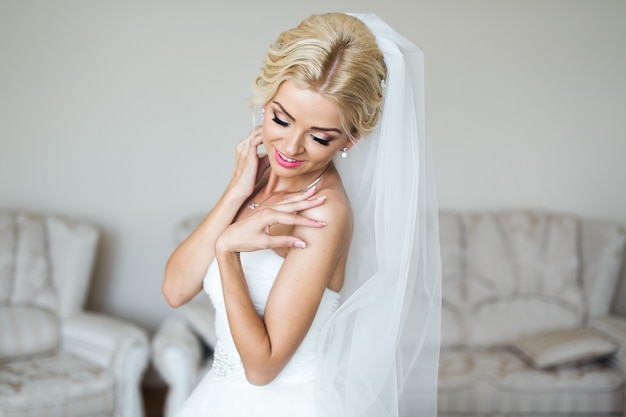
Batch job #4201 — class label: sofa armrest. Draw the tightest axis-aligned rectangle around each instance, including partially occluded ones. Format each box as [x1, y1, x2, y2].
[62, 312, 150, 417]
[589, 314, 626, 374]
[152, 315, 209, 417]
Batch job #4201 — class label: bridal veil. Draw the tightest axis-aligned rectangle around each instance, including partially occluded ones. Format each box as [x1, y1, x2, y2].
[317, 13, 442, 417]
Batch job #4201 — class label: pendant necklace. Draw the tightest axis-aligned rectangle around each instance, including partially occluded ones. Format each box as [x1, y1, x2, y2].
[247, 166, 329, 210]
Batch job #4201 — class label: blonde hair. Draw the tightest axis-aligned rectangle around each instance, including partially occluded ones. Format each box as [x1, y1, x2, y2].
[253, 13, 387, 138]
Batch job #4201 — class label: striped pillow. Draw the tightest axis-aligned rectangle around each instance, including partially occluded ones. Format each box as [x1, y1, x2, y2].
[0, 306, 59, 362]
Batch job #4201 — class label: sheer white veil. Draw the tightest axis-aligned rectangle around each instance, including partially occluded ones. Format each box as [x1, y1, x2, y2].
[316, 13, 442, 417]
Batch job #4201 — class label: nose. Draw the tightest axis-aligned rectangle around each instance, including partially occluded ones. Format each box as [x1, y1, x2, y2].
[283, 132, 304, 156]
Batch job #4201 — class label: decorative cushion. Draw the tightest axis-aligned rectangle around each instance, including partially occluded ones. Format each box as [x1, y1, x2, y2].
[0, 212, 60, 361]
[0, 212, 57, 309]
[45, 215, 99, 318]
[581, 220, 626, 318]
[514, 327, 618, 369]
[0, 306, 59, 362]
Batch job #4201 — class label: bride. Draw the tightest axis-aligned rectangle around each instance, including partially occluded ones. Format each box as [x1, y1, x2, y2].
[162, 12, 441, 417]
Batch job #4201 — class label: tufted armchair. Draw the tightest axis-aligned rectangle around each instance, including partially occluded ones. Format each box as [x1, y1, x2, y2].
[0, 210, 150, 417]
[152, 214, 214, 417]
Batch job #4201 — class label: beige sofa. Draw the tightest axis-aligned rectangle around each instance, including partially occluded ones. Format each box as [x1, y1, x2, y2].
[153, 209, 626, 417]
[437, 209, 626, 416]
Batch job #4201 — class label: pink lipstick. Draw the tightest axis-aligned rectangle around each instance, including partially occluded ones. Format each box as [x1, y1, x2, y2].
[274, 148, 304, 168]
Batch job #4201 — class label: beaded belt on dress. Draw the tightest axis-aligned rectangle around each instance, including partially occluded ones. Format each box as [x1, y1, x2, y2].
[212, 342, 246, 380]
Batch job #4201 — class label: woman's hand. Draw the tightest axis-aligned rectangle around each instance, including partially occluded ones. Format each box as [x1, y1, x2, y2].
[163, 126, 269, 307]
[229, 126, 267, 200]
[215, 187, 326, 255]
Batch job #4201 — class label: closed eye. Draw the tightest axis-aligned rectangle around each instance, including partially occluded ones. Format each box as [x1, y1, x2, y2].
[272, 114, 289, 127]
[312, 136, 330, 146]
[272, 111, 331, 146]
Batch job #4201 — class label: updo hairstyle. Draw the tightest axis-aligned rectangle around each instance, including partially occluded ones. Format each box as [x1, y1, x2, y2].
[253, 13, 387, 138]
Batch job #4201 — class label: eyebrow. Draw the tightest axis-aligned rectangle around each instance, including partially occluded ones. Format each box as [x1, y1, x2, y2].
[273, 101, 343, 134]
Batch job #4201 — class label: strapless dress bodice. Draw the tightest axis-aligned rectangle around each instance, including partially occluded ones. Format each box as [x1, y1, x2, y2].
[202, 249, 340, 384]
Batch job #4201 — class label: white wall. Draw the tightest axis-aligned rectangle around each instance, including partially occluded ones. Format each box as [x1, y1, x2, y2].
[1, 0, 625, 332]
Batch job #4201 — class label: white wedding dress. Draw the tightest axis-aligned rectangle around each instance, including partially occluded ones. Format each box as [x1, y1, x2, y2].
[176, 13, 440, 417]
[174, 249, 341, 417]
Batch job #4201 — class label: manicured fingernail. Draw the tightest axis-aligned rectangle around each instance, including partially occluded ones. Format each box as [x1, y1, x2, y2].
[317, 220, 326, 226]
[294, 241, 306, 249]
[315, 195, 327, 201]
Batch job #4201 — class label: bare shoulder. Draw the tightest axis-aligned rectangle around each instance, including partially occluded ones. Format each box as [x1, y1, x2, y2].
[311, 181, 350, 211]
[281, 180, 352, 293]
[295, 182, 353, 246]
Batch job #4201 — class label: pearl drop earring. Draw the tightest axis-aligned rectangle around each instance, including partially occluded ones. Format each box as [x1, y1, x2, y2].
[340, 147, 348, 158]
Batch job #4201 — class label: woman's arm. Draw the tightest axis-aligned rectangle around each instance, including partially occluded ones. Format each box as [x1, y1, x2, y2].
[162, 193, 247, 307]
[215, 189, 351, 385]
[162, 128, 266, 308]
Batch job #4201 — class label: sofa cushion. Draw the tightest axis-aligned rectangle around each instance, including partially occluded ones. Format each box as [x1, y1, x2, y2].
[46, 215, 99, 319]
[0, 306, 59, 362]
[471, 298, 584, 347]
[462, 211, 585, 346]
[581, 220, 626, 318]
[0, 212, 57, 310]
[438, 349, 624, 414]
[514, 327, 618, 369]
[0, 212, 60, 360]
[0, 352, 115, 417]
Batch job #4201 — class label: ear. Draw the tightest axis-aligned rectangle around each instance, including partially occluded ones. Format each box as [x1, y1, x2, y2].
[344, 133, 361, 150]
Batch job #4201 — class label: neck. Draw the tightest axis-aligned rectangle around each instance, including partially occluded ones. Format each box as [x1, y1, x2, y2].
[265, 163, 332, 194]
[246, 163, 332, 210]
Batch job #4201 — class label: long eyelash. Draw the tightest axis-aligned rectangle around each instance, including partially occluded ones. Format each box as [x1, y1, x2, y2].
[271, 112, 330, 146]
[272, 114, 289, 127]
[313, 136, 330, 146]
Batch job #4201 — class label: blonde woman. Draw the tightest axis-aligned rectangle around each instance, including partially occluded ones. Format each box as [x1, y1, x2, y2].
[162, 12, 440, 417]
